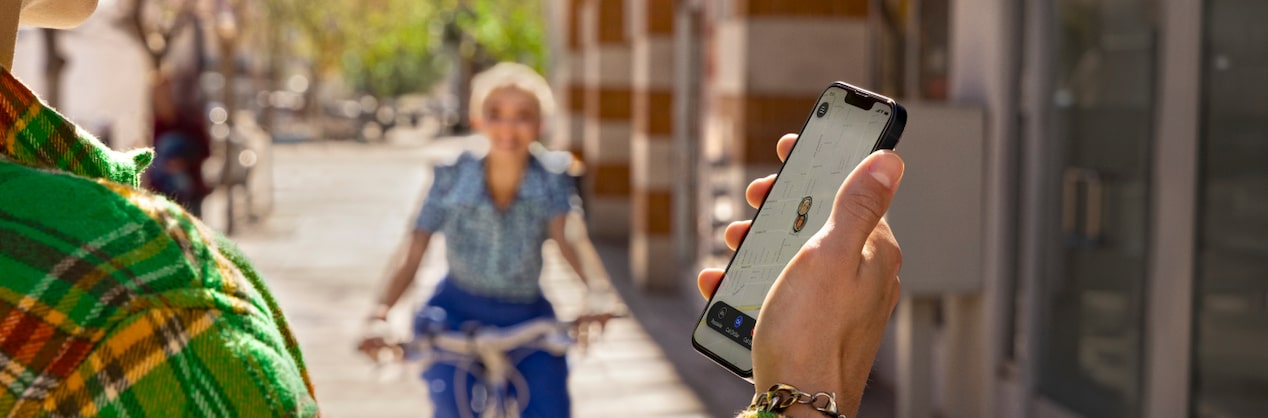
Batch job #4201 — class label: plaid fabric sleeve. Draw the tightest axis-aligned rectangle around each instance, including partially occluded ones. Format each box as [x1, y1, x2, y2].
[1, 68, 317, 416]
[81, 184, 320, 417]
[0, 165, 318, 416]
[0, 71, 154, 188]
[212, 234, 314, 391]
[34, 307, 318, 417]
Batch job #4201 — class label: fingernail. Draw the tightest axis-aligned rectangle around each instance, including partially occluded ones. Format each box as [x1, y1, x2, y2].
[868, 151, 905, 190]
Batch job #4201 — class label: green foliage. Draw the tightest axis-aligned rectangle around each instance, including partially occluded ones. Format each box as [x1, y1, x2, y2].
[450, 0, 549, 72]
[260, 0, 548, 98]
[341, 1, 449, 97]
[261, 0, 351, 73]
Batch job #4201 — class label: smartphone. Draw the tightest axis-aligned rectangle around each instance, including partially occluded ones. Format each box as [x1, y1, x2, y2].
[691, 82, 906, 380]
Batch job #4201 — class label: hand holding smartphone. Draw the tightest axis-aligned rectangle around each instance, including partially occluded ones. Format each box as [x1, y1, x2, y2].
[691, 82, 906, 380]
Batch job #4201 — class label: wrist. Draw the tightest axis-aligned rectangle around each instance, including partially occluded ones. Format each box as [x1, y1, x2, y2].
[582, 285, 612, 311]
[752, 334, 879, 415]
[755, 379, 863, 417]
[745, 383, 849, 418]
[581, 277, 603, 292]
[753, 366, 864, 417]
[779, 404, 834, 418]
[368, 304, 391, 321]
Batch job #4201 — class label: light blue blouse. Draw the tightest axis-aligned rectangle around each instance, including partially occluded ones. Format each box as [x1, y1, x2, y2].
[415, 151, 577, 302]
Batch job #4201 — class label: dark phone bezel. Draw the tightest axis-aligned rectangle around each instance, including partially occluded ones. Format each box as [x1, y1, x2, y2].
[690, 81, 907, 380]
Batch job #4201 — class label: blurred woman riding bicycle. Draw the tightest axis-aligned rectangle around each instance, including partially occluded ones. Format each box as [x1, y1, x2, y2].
[357, 62, 615, 418]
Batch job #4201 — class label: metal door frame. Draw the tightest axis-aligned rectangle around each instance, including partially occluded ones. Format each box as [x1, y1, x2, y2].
[1141, 0, 1202, 416]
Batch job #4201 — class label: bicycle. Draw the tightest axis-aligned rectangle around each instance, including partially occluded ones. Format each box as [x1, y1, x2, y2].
[365, 308, 621, 418]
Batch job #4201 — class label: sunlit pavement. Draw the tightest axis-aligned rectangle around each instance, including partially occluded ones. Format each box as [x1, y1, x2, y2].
[223, 137, 714, 417]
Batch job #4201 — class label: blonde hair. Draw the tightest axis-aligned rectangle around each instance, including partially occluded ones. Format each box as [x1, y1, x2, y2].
[469, 62, 556, 122]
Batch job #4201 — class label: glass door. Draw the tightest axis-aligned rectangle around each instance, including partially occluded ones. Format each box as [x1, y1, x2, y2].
[1035, 1, 1157, 417]
[1192, 1, 1268, 416]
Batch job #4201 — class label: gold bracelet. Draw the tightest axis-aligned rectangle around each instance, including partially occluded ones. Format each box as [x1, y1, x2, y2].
[746, 383, 846, 418]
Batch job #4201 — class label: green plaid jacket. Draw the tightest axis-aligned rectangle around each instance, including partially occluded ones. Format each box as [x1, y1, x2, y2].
[0, 69, 319, 416]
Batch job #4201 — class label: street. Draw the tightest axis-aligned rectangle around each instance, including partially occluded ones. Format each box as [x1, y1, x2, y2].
[224, 139, 711, 417]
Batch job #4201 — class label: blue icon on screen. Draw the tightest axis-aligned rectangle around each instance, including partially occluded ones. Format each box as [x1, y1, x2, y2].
[734, 316, 743, 328]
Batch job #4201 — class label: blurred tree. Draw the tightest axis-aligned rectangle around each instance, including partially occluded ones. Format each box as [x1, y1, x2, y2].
[340, 0, 550, 99]
[211, 0, 249, 117]
[446, 0, 548, 71]
[260, 0, 353, 119]
[115, 0, 209, 147]
[118, 0, 198, 72]
[255, 0, 548, 125]
[40, 29, 66, 109]
[340, 0, 448, 98]
[255, 0, 290, 130]
[876, 0, 909, 99]
[433, 0, 549, 132]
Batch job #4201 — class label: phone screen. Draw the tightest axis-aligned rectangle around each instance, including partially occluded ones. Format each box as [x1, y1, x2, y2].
[692, 84, 897, 375]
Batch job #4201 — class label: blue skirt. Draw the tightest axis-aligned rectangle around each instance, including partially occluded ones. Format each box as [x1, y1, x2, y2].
[413, 278, 570, 418]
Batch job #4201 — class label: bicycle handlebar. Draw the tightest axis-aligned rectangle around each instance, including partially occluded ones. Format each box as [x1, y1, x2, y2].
[368, 312, 624, 417]
[406, 318, 574, 357]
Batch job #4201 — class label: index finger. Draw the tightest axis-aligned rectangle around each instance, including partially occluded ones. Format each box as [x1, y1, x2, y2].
[777, 134, 796, 162]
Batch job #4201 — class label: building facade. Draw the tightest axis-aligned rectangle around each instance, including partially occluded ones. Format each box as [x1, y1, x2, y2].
[997, 1, 1268, 417]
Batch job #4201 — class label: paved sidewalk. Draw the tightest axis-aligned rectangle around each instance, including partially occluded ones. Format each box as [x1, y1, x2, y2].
[228, 139, 710, 417]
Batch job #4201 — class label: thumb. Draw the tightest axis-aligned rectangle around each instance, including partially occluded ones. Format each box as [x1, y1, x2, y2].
[823, 150, 905, 251]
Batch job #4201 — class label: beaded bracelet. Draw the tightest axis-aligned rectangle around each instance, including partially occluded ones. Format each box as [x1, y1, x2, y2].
[744, 383, 847, 418]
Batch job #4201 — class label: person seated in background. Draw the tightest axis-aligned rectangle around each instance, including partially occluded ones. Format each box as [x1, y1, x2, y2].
[0, 0, 318, 415]
[145, 69, 212, 216]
